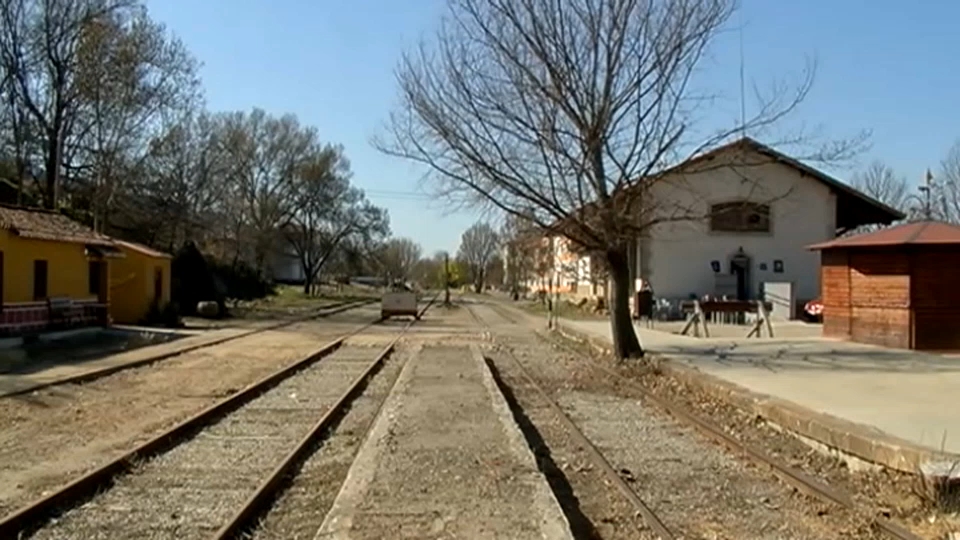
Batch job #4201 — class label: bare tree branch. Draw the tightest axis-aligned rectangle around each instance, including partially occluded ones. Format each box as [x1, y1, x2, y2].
[457, 221, 499, 292]
[375, 0, 860, 358]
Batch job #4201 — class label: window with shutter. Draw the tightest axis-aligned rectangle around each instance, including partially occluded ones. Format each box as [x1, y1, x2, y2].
[709, 201, 771, 233]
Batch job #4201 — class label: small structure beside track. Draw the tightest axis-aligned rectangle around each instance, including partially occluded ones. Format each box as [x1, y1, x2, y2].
[381, 288, 420, 320]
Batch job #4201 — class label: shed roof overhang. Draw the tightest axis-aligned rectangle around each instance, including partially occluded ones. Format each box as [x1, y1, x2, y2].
[86, 245, 126, 259]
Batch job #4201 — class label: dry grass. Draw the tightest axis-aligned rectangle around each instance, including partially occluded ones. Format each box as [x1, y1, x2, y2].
[515, 297, 608, 321]
[914, 458, 960, 514]
[228, 284, 379, 320]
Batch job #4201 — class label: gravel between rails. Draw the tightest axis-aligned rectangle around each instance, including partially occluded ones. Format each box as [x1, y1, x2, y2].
[560, 335, 952, 539]
[470, 301, 872, 540]
[0, 307, 382, 516]
[247, 347, 409, 540]
[27, 341, 396, 540]
[484, 346, 656, 540]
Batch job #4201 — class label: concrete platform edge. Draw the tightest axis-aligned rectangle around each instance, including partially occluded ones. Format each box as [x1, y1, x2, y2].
[554, 321, 960, 475]
[471, 344, 576, 540]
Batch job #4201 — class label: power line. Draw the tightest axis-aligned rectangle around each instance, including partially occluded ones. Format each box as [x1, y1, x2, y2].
[359, 188, 433, 201]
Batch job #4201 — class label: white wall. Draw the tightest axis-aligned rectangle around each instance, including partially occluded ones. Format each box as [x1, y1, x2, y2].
[271, 243, 306, 283]
[642, 149, 836, 302]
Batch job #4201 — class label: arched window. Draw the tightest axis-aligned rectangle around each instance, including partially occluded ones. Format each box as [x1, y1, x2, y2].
[710, 201, 771, 233]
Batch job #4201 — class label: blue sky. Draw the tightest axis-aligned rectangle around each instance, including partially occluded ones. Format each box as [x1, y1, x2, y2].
[145, 0, 960, 254]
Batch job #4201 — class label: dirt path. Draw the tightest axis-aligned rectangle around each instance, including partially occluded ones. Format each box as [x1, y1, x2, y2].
[315, 343, 573, 540]
[0, 307, 379, 516]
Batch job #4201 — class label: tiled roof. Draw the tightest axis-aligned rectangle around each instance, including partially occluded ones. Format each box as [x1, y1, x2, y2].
[0, 205, 116, 246]
[548, 137, 905, 234]
[115, 240, 172, 259]
[667, 137, 906, 224]
[808, 221, 960, 250]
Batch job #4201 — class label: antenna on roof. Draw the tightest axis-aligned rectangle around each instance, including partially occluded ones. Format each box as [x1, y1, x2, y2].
[738, 3, 747, 138]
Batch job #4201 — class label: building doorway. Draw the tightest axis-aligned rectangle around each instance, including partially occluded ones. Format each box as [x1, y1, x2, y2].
[154, 268, 163, 305]
[729, 249, 751, 300]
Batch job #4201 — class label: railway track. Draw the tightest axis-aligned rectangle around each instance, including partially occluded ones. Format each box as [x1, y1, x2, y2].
[466, 301, 674, 539]
[474, 299, 923, 540]
[2, 294, 437, 539]
[1, 297, 376, 399]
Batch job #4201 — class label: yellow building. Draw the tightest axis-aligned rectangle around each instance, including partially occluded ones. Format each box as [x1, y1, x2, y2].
[0, 205, 119, 336]
[109, 240, 172, 324]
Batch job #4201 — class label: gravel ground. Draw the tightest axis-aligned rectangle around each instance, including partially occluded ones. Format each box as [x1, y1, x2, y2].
[606, 355, 955, 539]
[0, 306, 381, 517]
[27, 339, 398, 540]
[484, 347, 657, 540]
[470, 301, 876, 540]
[248, 348, 409, 540]
[535, 318, 954, 539]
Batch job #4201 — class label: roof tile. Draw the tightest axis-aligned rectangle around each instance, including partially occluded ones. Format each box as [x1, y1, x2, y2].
[808, 221, 960, 250]
[0, 205, 116, 246]
[115, 240, 172, 259]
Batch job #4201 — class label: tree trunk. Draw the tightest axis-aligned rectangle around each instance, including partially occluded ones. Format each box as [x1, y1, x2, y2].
[43, 129, 61, 209]
[606, 247, 644, 359]
[303, 274, 312, 295]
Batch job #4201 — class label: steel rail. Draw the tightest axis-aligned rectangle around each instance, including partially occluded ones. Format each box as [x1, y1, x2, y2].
[1, 298, 377, 398]
[211, 292, 439, 539]
[0, 298, 400, 537]
[485, 301, 924, 540]
[466, 301, 676, 540]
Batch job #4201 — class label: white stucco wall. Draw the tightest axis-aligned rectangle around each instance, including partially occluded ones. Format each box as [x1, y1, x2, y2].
[271, 244, 307, 283]
[640, 149, 837, 303]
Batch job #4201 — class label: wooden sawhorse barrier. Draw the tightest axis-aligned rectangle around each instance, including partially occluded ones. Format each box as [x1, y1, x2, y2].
[679, 299, 774, 338]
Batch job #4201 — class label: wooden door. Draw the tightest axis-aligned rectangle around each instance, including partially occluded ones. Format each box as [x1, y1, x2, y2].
[154, 267, 163, 304]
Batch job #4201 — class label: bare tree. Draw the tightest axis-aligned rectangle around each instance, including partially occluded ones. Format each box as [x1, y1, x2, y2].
[937, 141, 960, 224]
[0, 0, 137, 208]
[219, 109, 317, 274]
[380, 237, 423, 284]
[285, 145, 350, 294]
[500, 213, 541, 298]
[286, 147, 389, 294]
[457, 221, 499, 292]
[70, 7, 200, 231]
[484, 253, 505, 290]
[850, 161, 909, 229]
[131, 111, 227, 249]
[376, 0, 858, 357]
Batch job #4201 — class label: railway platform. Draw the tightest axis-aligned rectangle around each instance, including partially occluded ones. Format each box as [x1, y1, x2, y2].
[316, 343, 573, 539]
[0, 326, 254, 398]
[0, 300, 369, 398]
[556, 316, 960, 472]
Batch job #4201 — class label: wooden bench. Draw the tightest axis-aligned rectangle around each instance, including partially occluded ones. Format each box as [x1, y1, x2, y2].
[47, 297, 76, 328]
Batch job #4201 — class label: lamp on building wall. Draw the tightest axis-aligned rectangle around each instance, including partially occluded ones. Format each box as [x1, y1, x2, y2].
[710, 260, 721, 273]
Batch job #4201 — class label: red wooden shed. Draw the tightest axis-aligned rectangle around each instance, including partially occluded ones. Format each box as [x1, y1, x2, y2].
[808, 221, 960, 350]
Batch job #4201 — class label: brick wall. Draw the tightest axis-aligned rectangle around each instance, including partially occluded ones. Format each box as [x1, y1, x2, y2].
[0, 300, 107, 339]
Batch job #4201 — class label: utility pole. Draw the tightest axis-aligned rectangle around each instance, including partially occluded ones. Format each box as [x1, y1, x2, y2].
[444, 252, 451, 306]
[919, 169, 934, 220]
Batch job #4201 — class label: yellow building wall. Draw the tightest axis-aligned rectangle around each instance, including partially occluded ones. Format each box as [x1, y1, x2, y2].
[0, 229, 104, 304]
[109, 246, 172, 324]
